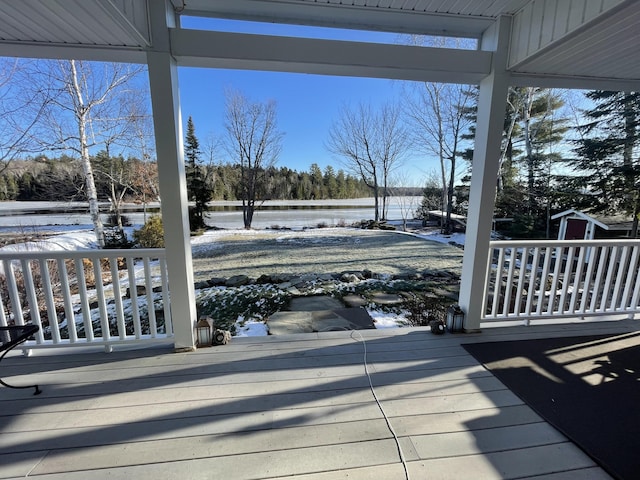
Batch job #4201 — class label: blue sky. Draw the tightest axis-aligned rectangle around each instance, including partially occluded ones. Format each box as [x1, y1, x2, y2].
[176, 17, 438, 186]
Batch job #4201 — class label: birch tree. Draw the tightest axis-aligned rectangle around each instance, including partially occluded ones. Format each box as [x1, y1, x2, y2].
[33, 60, 145, 247]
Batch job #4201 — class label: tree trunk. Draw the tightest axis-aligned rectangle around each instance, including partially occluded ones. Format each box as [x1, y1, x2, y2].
[373, 183, 380, 222]
[523, 89, 536, 216]
[445, 155, 455, 234]
[70, 60, 104, 247]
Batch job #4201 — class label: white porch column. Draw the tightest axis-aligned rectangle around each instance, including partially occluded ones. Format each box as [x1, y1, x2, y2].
[147, 2, 196, 351]
[459, 16, 511, 331]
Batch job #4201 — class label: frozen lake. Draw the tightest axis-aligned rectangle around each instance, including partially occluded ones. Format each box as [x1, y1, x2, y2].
[0, 197, 422, 232]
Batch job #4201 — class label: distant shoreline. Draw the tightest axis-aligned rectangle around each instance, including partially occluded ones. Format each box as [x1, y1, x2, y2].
[0, 197, 421, 214]
[0, 197, 423, 231]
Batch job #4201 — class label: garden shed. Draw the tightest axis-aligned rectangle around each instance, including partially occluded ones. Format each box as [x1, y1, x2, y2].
[552, 209, 635, 240]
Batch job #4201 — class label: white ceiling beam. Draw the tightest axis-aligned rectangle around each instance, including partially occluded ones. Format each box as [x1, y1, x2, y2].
[170, 28, 492, 84]
[509, 72, 640, 92]
[0, 41, 147, 63]
[176, 0, 492, 38]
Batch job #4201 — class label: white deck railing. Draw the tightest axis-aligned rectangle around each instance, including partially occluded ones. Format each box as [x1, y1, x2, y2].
[484, 239, 640, 323]
[0, 249, 172, 351]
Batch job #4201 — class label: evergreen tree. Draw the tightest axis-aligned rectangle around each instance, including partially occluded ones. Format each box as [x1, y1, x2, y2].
[309, 163, 325, 199]
[323, 165, 338, 198]
[513, 88, 568, 237]
[184, 116, 209, 230]
[561, 91, 640, 236]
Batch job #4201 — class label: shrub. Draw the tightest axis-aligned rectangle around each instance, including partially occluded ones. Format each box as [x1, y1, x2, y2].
[103, 227, 134, 249]
[133, 216, 164, 248]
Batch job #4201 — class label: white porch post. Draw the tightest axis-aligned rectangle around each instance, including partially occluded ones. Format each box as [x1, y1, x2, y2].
[459, 17, 511, 331]
[147, 1, 196, 351]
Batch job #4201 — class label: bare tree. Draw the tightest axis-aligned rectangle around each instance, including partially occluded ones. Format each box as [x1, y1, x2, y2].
[389, 171, 420, 231]
[129, 101, 157, 221]
[405, 81, 473, 234]
[223, 89, 283, 228]
[31, 60, 145, 247]
[327, 102, 409, 222]
[0, 59, 49, 174]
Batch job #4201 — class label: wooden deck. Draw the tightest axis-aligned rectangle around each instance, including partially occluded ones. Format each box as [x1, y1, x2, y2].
[2, 320, 637, 479]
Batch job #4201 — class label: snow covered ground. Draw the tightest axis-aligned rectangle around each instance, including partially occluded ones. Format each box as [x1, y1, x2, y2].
[0, 224, 465, 336]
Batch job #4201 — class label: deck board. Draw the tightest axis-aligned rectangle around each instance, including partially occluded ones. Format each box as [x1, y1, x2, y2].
[3, 320, 636, 479]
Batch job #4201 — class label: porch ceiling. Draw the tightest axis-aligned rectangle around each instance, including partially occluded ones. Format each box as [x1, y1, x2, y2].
[0, 0, 638, 89]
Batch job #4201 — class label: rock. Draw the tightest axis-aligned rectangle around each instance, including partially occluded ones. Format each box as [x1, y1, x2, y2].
[370, 292, 404, 305]
[125, 285, 146, 298]
[340, 273, 361, 283]
[341, 271, 365, 280]
[343, 294, 368, 307]
[271, 273, 294, 283]
[317, 273, 336, 281]
[194, 280, 210, 290]
[286, 286, 302, 296]
[225, 275, 250, 287]
[256, 274, 273, 284]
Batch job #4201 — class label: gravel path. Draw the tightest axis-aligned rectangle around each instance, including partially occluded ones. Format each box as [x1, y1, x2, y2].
[190, 228, 463, 281]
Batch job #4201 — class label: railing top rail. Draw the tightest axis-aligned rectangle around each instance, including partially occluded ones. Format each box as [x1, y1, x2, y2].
[0, 248, 166, 261]
[489, 239, 640, 248]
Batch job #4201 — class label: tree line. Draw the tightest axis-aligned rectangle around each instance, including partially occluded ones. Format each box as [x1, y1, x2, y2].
[0, 153, 372, 204]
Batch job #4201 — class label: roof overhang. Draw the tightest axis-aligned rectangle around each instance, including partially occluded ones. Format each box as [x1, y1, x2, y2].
[0, 0, 638, 90]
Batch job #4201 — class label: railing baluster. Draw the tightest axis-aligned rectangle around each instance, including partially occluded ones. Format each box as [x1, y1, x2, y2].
[524, 247, 540, 317]
[579, 245, 598, 315]
[74, 258, 93, 342]
[3, 259, 25, 326]
[143, 257, 157, 337]
[39, 259, 61, 344]
[601, 246, 619, 312]
[57, 258, 78, 343]
[558, 246, 575, 314]
[502, 247, 518, 317]
[20, 259, 44, 343]
[0, 287, 8, 328]
[513, 247, 529, 317]
[536, 247, 552, 316]
[611, 246, 630, 310]
[620, 245, 639, 311]
[126, 257, 142, 339]
[629, 245, 640, 316]
[481, 247, 494, 316]
[109, 257, 127, 340]
[491, 248, 505, 317]
[590, 245, 609, 312]
[160, 256, 172, 335]
[92, 258, 111, 349]
[546, 246, 563, 315]
[568, 246, 586, 313]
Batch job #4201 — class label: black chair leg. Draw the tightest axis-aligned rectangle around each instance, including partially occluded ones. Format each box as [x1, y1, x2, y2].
[0, 342, 42, 395]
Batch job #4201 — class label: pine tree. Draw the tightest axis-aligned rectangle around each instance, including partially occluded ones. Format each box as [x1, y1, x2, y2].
[562, 91, 640, 236]
[184, 116, 209, 230]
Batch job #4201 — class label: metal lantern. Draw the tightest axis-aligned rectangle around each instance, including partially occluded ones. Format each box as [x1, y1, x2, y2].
[195, 317, 212, 347]
[446, 305, 465, 333]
